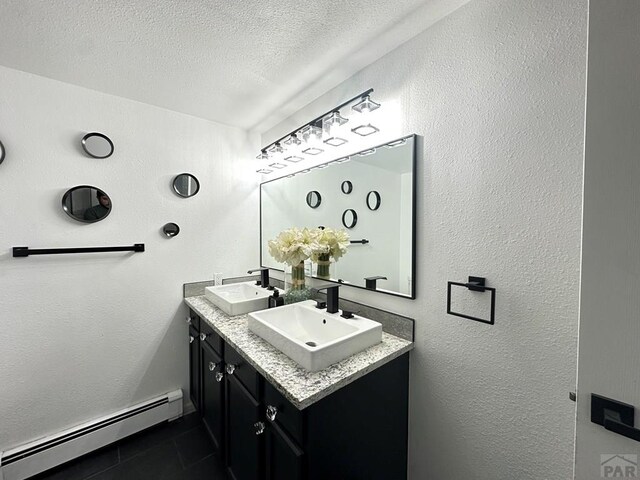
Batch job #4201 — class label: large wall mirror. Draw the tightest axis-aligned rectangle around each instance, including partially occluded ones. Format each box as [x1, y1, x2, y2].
[261, 134, 416, 298]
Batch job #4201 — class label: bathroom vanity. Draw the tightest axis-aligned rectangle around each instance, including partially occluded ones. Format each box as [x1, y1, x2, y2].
[184, 295, 413, 480]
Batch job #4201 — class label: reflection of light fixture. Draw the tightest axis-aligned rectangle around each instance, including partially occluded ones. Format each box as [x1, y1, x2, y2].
[299, 169, 311, 174]
[269, 163, 286, 169]
[315, 164, 329, 169]
[284, 155, 303, 163]
[302, 147, 323, 155]
[334, 156, 350, 163]
[256, 150, 270, 160]
[256, 168, 272, 174]
[324, 137, 347, 146]
[352, 94, 381, 114]
[351, 124, 380, 136]
[301, 125, 322, 145]
[386, 138, 407, 148]
[359, 148, 376, 156]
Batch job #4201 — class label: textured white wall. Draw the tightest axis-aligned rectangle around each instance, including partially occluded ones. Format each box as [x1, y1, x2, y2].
[575, 1, 640, 478]
[263, 1, 587, 478]
[0, 65, 259, 450]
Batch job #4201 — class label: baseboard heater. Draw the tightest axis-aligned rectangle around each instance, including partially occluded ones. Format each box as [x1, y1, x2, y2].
[0, 389, 183, 480]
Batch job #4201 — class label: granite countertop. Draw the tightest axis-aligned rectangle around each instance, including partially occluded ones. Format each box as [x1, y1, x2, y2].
[184, 295, 413, 410]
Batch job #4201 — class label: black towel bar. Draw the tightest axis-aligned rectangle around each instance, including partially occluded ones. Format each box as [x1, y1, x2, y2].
[13, 244, 145, 257]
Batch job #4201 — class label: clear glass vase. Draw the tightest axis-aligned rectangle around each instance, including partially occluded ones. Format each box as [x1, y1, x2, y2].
[283, 261, 312, 304]
[315, 253, 331, 279]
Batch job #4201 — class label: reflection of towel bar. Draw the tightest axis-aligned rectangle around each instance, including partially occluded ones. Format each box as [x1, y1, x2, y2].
[13, 244, 145, 257]
[350, 239, 369, 244]
[446, 276, 496, 325]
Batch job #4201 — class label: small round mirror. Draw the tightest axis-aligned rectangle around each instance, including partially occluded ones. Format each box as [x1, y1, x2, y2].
[306, 191, 322, 209]
[0, 139, 5, 165]
[366, 191, 381, 211]
[173, 173, 200, 198]
[162, 223, 180, 238]
[62, 186, 112, 223]
[342, 209, 358, 229]
[341, 180, 353, 195]
[81, 133, 114, 159]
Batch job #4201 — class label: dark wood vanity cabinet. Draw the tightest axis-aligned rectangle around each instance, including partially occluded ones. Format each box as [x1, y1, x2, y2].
[187, 310, 410, 480]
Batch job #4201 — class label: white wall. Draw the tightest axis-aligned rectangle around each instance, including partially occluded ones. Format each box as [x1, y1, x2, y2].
[263, 0, 587, 478]
[0, 65, 259, 451]
[575, 1, 640, 478]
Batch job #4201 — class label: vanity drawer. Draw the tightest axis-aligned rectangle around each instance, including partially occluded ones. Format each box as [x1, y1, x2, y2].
[224, 344, 261, 400]
[200, 321, 223, 356]
[264, 380, 304, 447]
[187, 309, 200, 331]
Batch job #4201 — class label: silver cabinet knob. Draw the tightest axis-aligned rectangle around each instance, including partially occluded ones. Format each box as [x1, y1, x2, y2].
[208, 361, 217, 372]
[266, 405, 278, 422]
[225, 364, 236, 375]
[215, 372, 224, 382]
[199, 333, 207, 341]
[185, 316, 193, 325]
[189, 335, 195, 344]
[254, 421, 265, 435]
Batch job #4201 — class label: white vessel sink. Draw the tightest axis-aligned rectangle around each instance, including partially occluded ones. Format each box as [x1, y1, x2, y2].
[247, 300, 382, 371]
[205, 282, 274, 316]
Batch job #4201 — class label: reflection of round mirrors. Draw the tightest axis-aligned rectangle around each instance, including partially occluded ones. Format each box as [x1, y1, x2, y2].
[306, 191, 322, 209]
[62, 186, 112, 223]
[162, 223, 180, 238]
[81, 132, 114, 159]
[0, 139, 5, 165]
[342, 209, 358, 229]
[173, 173, 200, 198]
[366, 191, 381, 211]
[341, 180, 353, 194]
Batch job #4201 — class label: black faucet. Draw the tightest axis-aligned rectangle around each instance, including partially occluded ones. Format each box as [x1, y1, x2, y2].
[364, 276, 387, 290]
[247, 268, 270, 288]
[314, 284, 341, 314]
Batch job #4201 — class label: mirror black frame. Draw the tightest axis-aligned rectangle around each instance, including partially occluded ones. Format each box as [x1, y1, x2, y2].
[366, 191, 381, 211]
[306, 191, 322, 209]
[0, 139, 5, 165]
[61, 185, 113, 224]
[81, 132, 114, 159]
[259, 134, 418, 300]
[172, 173, 200, 198]
[341, 180, 353, 194]
[341, 209, 358, 229]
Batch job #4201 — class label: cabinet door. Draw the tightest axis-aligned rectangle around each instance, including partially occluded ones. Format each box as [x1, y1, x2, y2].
[188, 325, 201, 412]
[201, 342, 224, 452]
[226, 374, 262, 480]
[265, 420, 304, 480]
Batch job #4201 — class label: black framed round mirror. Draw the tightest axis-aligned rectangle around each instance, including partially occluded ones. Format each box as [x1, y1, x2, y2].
[162, 223, 180, 238]
[81, 132, 114, 159]
[366, 191, 381, 211]
[0, 139, 5, 165]
[173, 173, 200, 198]
[341, 180, 353, 194]
[62, 186, 112, 223]
[342, 209, 358, 229]
[306, 191, 322, 209]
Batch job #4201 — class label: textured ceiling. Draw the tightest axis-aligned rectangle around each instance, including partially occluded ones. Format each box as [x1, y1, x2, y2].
[0, 0, 469, 130]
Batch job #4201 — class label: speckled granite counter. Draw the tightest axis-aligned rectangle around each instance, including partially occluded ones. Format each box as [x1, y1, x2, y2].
[184, 295, 413, 410]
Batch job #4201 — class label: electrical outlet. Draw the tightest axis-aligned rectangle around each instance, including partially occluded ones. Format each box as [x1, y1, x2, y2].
[214, 272, 223, 286]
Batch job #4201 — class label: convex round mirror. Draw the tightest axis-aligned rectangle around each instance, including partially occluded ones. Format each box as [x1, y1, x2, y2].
[306, 191, 322, 209]
[366, 191, 381, 211]
[341, 180, 353, 194]
[62, 186, 112, 223]
[162, 223, 180, 237]
[81, 132, 114, 159]
[173, 173, 200, 198]
[0, 139, 5, 165]
[342, 209, 358, 229]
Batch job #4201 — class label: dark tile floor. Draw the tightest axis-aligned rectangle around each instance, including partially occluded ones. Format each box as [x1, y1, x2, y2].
[30, 413, 229, 480]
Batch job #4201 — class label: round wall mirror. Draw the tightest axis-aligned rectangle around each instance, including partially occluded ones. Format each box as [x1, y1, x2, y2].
[162, 223, 180, 237]
[366, 191, 381, 211]
[62, 186, 112, 223]
[342, 209, 358, 229]
[341, 180, 353, 194]
[173, 173, 200, 198]
[0, 139, 5, 165]
[81, 133, 114, 159]
[306, 191, 322, 209]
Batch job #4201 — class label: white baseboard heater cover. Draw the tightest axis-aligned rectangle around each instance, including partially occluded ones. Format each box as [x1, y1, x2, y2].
[0, 389, 183, 480]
